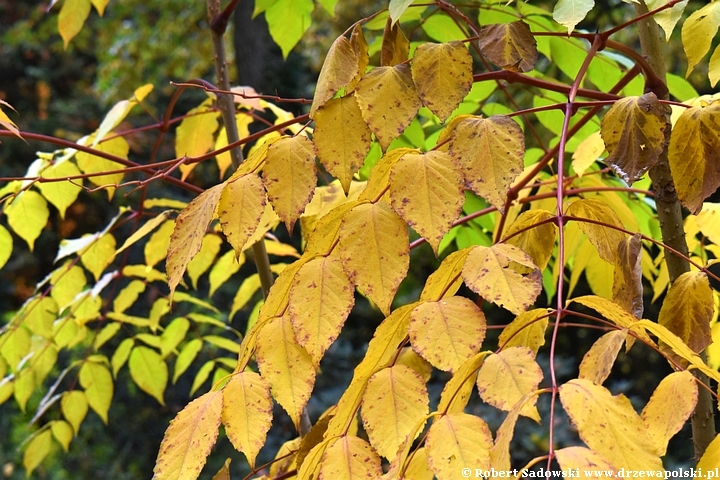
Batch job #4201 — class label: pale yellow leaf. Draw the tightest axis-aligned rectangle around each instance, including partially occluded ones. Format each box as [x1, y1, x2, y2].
[570, 295, 653, 348]
[58, 0, 92, 48]
[572, 131, 606, 177]
[176, 103, 220, 181]
[0, 225, 12, 270]
[646, 0, 688, 42]
[79, 359, 113, 423]
[502, 209, 557, 270]
[489, 393, 536, 470]
[303, 200, 360, 257]
[76, 136, 129, 196]
[6, 190, 49, 251]
[697, 203, 720, 245]
[498, 308, 550, 355]
[23, 430, 53, 476]
[186, 234, 222, 290]
[36, 159, 83, 218]
[80, 233, 116, 281]
[566, 198, 627, 263]
[426, 413, 492, 480]
[578, 330, 627, 385]
[61, 390, 88, 433]
[682, 3, 720, 77]
[208, 250, 243, 297]
[420, 247, 472, 302]
[93, 84, 153, 145]
[554, 446, 619, 477]
[51, 420, 74, 452]
[142, 218, 175, 267]
[310, 35, 360, 118]
[129, 346, 167, 405]
[317, 436, 382, 479]
[658, 271, 713, 354]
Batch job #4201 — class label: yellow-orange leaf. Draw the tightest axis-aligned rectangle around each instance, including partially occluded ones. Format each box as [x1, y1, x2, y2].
[566, 198, 626, 264]
[477, 21, 538, 72]
[381, 19, 410, 67]
[668, 102, 720, 214]
[166, 184, 224, 298]
[559, 379, 663, 470]
[310, 35, 360, 118]
[317, 436, 382, 479]
[578, 330, 627, 385]
[409, 296, 486, 372]
[419, 247, 472, 302]
[58, 0, 91, 48]
[389, 151, 464, 254]
[153, 390, 222, 480]
[447, 115, 524, 212]
[354, 65, 421, 151]
[313, 95, 372, 194]
[498, 308, 550, 355]
[255, 315, 316, 430]
[462, 243, 542, 315]
[361, 365, 429, 459]
[338, 201, 409, 315]
[612, 234, 643, 318]
[502, 209, 557, 270]
[222, 371, 272, 467]
[476, 347, 542, 420]
[555, 447, 619, 477]
[426, 413, 492, 480]
[411, 41, 473, 121]
[176, 104, 220, 181]
[641, 370, 697, 456]
[262, 135, 317, 233]
[288, 256, 355, 365]
[600, 93, 667, 184]
[218, 174, 266, 258]
[658, 271, 713, 354]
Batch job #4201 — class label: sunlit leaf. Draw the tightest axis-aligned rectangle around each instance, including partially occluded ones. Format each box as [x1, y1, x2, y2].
[572, 131, 605, 176]
[264, 0, 313, 58]
[36, 159, 83, 218]
[23, 430, 53, 477]
[498, 308, 550, 355]
[502, 209, 557, 270]
[647, 0, 688, 42]
[6, 190, 49, 251]
[61, 390, 88, 433]
[76, 136, 129, 197]
[128, 346, 167, 405]
[682, 2, 720, 77]
[566, 198, 627, 264]
[553, 0, 594, 33]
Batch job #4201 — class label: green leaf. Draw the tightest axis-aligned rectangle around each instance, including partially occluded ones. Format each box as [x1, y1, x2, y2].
[264, 0, 314, 58]
[552, 0, 594, 34]
[389, 0, 414, 25]
[129, 346, 167, 405]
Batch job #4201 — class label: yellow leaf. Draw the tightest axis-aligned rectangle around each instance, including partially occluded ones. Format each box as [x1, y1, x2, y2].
[58, 0, 92, 48]
[76, 136, 129, 197]
[214, 113, 253, 178]
[477, 21, 538, 72]
[572, 131, 606, 177]
[612, 234, 643, 318]
[498, 308, 550, 355]
[51, 420, 74, 452]
[668, 102, 720, 214]
[262, 135, 317, 233]
[489, 393, 536, 470]
[160, 317, 190, 359]
[36, 159, 83, 218]
[79, 359, 113, 423]
[314, 95, 372, 194]
[570, 295, 653, 348]
[186, 234, 222, 290]
[559, 379, 663, 470]
[0, 225, 12, 270]
[0, 100, 21, 138]
[447, 115, 525, 212]
[317, 436, 383, 479]
[502, 209, 557, 270]
[153, 390, 222, 480]
[411, 41, 473, 121]
[359, 147, 416, 203]
[347, 24, 369, 93]
[93, 84, 153, 146]
[395, 347, 432, 382]
[61, 390, 88, 433]
[354, 65, 422, 151]
[240, 202, 281, 251]
[566, 198, 627, 264]
[697, 202, 720, 245]
[6, 190, 48, 251]
[641, 370, 697, 456]
[175, 103, 220, 181]
[23, 430, 53, 476]
[361, 365, 429, 459]
[554, 446, 619, 477]
[420, 247, 472, 302]
[288, 256, 355, 365]
[23, 297, 58, 339]
[462, 243, 542, 315]
[208, 250, 243, 297]
[409, 296, 486, 372]
[166, 184, 224, 298]
[211, 458, 232, 480]
[426, 413, 492, 479]
[658, 271, 713, 354]
[437, 351, 490, 414]
[128, 346, 167, 405]
[476, 346, 543, 420]
[578, 330, 627, 385]
[698, 434, 720, 472]
[142, 218, 175, 267]
[310, 35, 360, 118]
[222, 371, 272, 467]
[339, 201, 409, 315]
[682, 3, 720, 77]
[646, 0, 688, 42]
[255, 315, 316, 430]
[381, 19, 410, 67]
[389, 151, 464, 254]
[710, 44, 720, 87]
[600, 93, 668, 184]
[80, 233, 116, 281]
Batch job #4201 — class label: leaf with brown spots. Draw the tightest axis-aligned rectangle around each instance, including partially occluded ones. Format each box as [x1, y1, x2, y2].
[217, 174, 266, 259]
[658, 271, 713, 354]
[426, 413, 492, 479]
[310, 34, 361, 118]
[612, 234, 643, 318]
[381, 18, 410, 67]
[477, 21, 538, 72]
[317, 436, 383, 479]
[502, 209, 557, 270]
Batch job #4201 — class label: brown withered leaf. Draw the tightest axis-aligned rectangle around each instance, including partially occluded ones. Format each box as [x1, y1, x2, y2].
[612, 234, 643, 319]
[600, 93, 668, 184]
[382, 17, 410, 67]
[310, 35, 360, 118]
[477, 21, 538, 73]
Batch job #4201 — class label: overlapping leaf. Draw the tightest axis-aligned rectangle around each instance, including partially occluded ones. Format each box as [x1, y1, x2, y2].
[6, 190, 49, 251]
[176, 103, 220, 181]
[498, 308, 550, 355]
[578, 330, 627, 385]
[218, 173, 266, 258]
[316, 436, 382, 479]
[612, 234, 643, 318]
[555, 447, 619, 475]
[419, 248, 472, 301]
[502, 209, 557, 270]
[566, 198, 627, 264]
[477, 21, 537, 72]
[682, 2, 720, 78]
[658, 271, 713, 354]
[426, 413, 492, 480]
[310, 35, 361, 118]
[381, 19, 410, 67]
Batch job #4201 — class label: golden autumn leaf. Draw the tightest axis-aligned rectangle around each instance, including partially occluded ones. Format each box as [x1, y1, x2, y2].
[447, 115, 525, 212]
[502, 209, 557, 270]
[426, 413, 492, 480]
[389, 151, 464, 254]
[578, 330, 627, 385]
[476, 346, 543, 420]
[437, 352, 490, 414]
[317, 436, 383, 480]
[76, 135, 129, 197]
[462, 243, 542, 315]
[262, 135, 317, 234]
[166, 184, 224, 298]
[381, 18, 410, 67]
[304, 200, 360, 257]
[354, 65, 422, 151]
[572, 131, 606, 177]
[255, 315, 316, 431]
[128, 346, 167, 405]
[408, 296, 486, 372]
[668, 102, 720, 214]
[682, 2, 720, 78]
[347, 24, 369, 93]
[313, 95, 372, 194]
[338, 201, 409, 315]
[310, 34, 360, 118]
[641, 370, 697, 456]
[566, 198, 627, 264]
[559, 379, 663, 471]
[554, 447, 619, 477]
[214, 113, 253, 179]
[569, 295, 653, 348]
[698, 434, 720, 472]
[498, 308, 550, 355]
[600, 93, 667, 184]
[359, 148, 416, 203]
[395, 347, 432, 382]
[489, 393, 536, 471]
[419, 247, 472, 302]
[222, 371, 273, 467]
[361, 365, 429, 459]
[288, 255, 355, 365]
[612, 234, 643, 319]
[477, 21, 538, 72]
[153, 390, 222, 480]
[658, 271, 713, 354]
[217, 173, 266, 258]
[176, 103, 220, 181]
[411, 41, 473, 122]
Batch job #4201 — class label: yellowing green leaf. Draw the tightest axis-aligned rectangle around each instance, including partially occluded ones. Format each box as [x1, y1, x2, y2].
[426, 413, 492, 479]
[313, 96, 372, 194]
[381, 19, 410, 67]
[354, 65, 422, 151]
[0, 224, 11, 270]
[658, 271, 713, 354]
[317, 436, 383, 479]
[23, 430, 53, 477]
[208, 250, 243, 297]
[682, 2, 720, 77]
[554, 447, 619, 476]
[310, 35, 360, 118]
[61, 390, 88, 433]
[175, 104, 220, 181]
[566, 198, 626, 264]
[222, 371, 272, 467]
[255, 315, 316, 430]
[80, 233, 116, 281]
[559, 379, 662, 470]
[111, 338, 134, 376]
[173, 338, 203, 384]
[186, 234, 222, 290]
[600, 93, 667, 184]
[153, 390, 222, 480]
[447, 115, 524, 212]
[411, 41, 473, 121]
[462, 243, 542, 315]
[578, 330, 627, 385]
[498, 308, 550, 355]
[51, 420, 74, 451]
[79, 360, 113, 423]
[76, 136, 129, 197]
[420, 248, 472, 302]
[389, 151, 464, 254]
[389, 0, 414, 25]
[339, 201, 409, 315]
[361, 365, 429, 459]
[214, 113, 253, 178]
[6, 190, 48, 251]
[36, 159, 83, 218]
[477, 21, 537, 72]
[572, 131, 605, 176]
[128, 346, 167, 405]
[612, 234, 643, 318]
[142, 218, 175, 267]
[646, 0, 688, 42]
[58, 0, 92, 48]
[502, 209, 557, 270]
[476, 347, 542, 420]
[553, 0, 594, 33]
